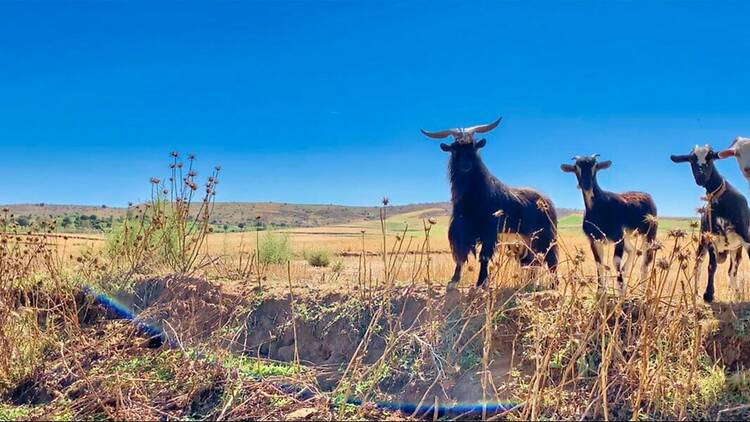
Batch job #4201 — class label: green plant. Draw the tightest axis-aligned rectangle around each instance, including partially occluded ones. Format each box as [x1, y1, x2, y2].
[304, 248, 331, 267]
[223, 355, 298, 378]
[0, 404, 33, 421]
[257, 232, 292, 265]
[331, 260, 344, 273]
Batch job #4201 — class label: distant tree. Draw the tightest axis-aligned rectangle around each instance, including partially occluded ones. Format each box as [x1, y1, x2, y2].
[61, 216, 72, 227]
[16, 216, 30, 227]
[79, 219, 92, 230]
[238, 222, 246, 229]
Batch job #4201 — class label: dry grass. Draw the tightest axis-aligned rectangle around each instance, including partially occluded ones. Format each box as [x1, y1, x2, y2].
[3, 158, 750, 420]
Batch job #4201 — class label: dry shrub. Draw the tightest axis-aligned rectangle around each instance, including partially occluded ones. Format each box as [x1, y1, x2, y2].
[0, 214, 79, 396]
[105, 152, 220, 278]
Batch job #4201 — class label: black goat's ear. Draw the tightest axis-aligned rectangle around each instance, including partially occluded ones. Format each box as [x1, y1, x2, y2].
[560, 164, 576, 173]
[670, 154, 690, 163]
[595, 160, 612, 170]
[475, 138, 487, 149]
[440, 143, 453, 152]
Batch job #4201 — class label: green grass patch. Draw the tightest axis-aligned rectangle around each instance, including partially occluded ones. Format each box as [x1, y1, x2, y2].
[0, 404, 34, 421]
[223, 355, 299, 378]
[557, 213, 696, 234]
[111, 354, 175, 382]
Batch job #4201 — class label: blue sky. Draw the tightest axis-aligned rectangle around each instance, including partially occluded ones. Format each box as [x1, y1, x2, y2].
[1, 0, 749, 216]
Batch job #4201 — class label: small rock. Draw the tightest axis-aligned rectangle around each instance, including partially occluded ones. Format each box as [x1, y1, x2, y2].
[285, 407, 318, 420]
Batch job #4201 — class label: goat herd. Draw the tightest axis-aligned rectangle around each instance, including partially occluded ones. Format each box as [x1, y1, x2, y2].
[421, 117, 750, 303]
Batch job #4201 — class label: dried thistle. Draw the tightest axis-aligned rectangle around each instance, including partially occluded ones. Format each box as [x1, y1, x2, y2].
[536, 198, 550, 212]
[648, 240, 664, 251]
[668, 229, 687, 239]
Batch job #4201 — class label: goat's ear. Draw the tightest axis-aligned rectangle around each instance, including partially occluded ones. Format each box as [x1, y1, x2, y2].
[475, 138, 487, 149]
[560, 164, 576, 173]
[670, 154, 691, 163]
[440, 143, 453, 152]
[595, 160, 612, 170]
[718, 149, 736, 159]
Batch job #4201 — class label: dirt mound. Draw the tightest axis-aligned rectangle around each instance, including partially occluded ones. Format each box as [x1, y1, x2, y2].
[118, 275, 243, 344]
[707, 302, 750, 370]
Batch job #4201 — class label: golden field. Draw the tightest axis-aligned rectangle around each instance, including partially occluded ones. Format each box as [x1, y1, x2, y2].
[38, 207, 747, 304]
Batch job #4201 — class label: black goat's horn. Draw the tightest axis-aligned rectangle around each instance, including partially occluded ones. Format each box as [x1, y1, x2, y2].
[421, 117, 502, 140]
[420, 128, 461, 139]
[464, 117, 503, 134]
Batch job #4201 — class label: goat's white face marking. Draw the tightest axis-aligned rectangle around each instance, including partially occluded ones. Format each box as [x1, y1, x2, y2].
[694, 145, 711, 165]
[730, 137, 750, 180]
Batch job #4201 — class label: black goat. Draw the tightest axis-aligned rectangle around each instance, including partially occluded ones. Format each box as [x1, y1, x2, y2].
[561, 155, 658, 297]
[421, 117, 558, 290]
[671, 145, 750, 302]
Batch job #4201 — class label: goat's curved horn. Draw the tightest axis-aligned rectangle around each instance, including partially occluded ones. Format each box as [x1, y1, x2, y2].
[571, 156, 581, 161]
[465, 117, 503, 134]
[420, 128, 460, 139]
[591, 153, 600, 159]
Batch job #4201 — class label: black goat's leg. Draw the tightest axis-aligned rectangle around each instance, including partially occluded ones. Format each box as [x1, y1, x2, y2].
[589, 237, 606, 295]
[476, 233, 497, 288]
[476, 256, 490, 288]
[693, 239, 708, 301]
[447, 217, 471, 290]
[728, 248, 742, 300]
[639, 243, 656, 293]
[448, 262, 463, 291]
[704, 246, 718, 303]
[614, 240, 626, 298]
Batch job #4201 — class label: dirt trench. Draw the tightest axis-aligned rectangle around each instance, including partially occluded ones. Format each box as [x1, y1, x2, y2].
[90, 276, 522, 405]
[74, 276, 750, 408]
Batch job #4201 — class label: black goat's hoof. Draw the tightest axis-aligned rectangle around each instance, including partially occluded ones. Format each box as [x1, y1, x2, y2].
[703, 292, 714, 303]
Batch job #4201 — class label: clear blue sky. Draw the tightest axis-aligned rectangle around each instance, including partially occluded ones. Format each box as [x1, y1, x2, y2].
[1, 0, 749, 216]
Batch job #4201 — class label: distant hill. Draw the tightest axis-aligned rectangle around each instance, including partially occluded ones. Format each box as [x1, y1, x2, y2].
[0, 202, 581, 232]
